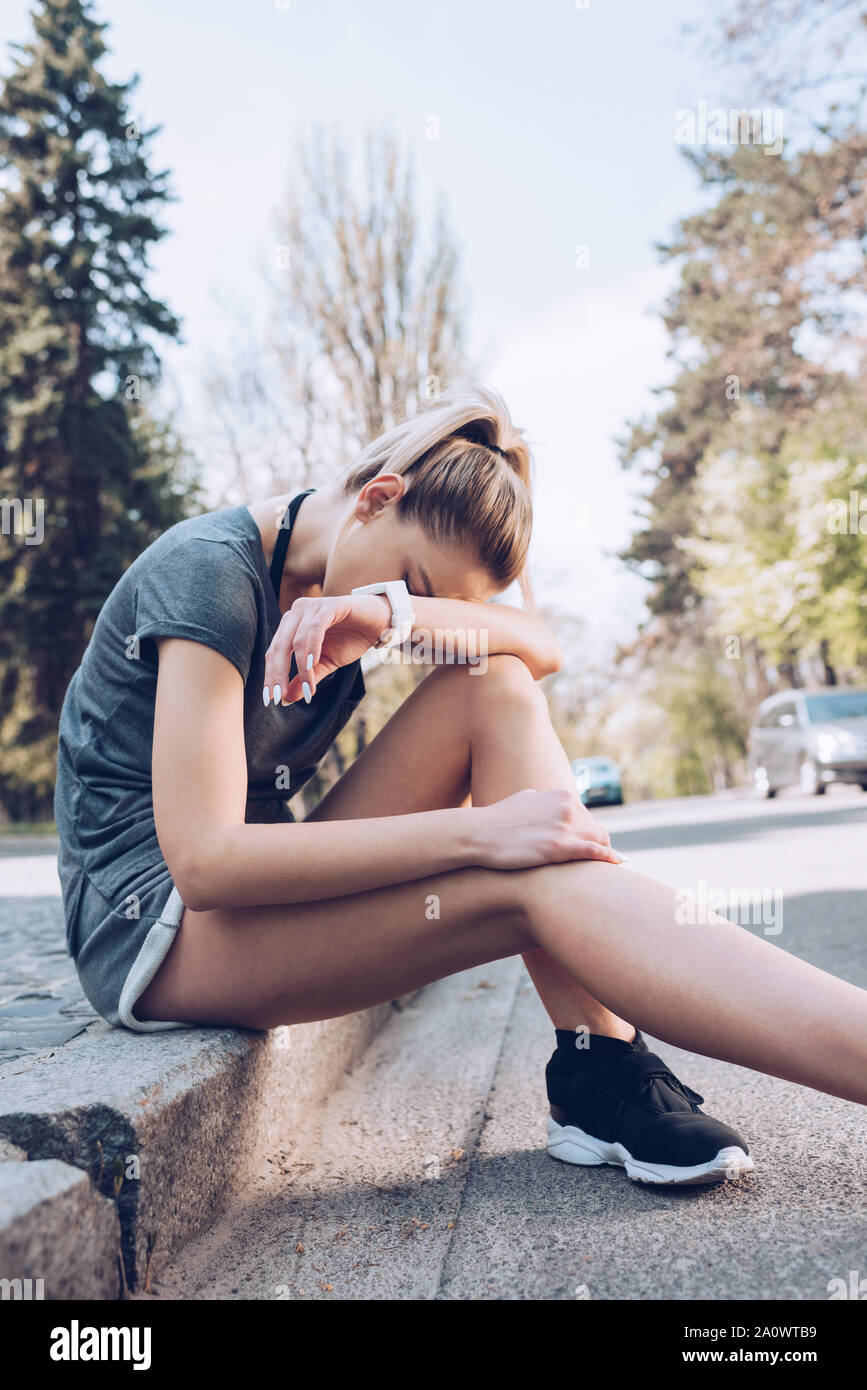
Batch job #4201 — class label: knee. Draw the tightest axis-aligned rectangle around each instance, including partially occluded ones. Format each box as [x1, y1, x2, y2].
[482, 652, 537, 685]
[423, 651, 548, 727]
[468, 652, 547, 709]
[518, 857, 627, 927]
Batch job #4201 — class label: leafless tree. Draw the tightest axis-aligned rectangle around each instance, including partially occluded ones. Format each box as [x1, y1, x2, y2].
[202, 121, 469, 505]
[691, 0, 867, 129]
[201, 122, 470, 788]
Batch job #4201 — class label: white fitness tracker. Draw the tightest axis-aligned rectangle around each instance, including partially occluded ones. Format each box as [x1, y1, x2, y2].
[351, 579, 416, 650]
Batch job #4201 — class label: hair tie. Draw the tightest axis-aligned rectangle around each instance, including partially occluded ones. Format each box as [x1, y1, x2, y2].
[455, 431, 508, 460]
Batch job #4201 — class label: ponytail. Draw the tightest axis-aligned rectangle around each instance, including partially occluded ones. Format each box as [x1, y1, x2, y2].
[341, 383, 534, 601]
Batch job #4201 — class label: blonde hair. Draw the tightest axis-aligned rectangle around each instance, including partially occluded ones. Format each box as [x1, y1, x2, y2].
[340, 384, 534, 602]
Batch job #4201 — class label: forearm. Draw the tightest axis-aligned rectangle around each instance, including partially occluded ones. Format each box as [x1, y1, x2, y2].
[404, 596, 563, 679]
[178, 805, 484, 912]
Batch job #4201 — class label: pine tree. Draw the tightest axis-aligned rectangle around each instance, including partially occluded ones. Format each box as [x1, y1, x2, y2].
[0, 0, 196, 820]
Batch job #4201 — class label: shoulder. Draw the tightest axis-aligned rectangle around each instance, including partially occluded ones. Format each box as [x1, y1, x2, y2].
[129, 507, 261, 581]
[128, 509, 268, 684]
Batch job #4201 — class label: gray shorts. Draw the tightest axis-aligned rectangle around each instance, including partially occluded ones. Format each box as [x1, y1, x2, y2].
[60, 848, 192, 1034]
[59, 798, 298, 1035]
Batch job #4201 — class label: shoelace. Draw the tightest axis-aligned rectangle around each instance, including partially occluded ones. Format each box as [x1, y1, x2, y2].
[611, 1067, 705, 1128]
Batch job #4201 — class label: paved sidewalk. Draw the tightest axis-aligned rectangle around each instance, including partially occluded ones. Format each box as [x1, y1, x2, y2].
[0, 837, 100, 1067]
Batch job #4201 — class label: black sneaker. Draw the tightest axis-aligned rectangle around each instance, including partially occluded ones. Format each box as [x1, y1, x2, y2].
[545, 1029, 754, 1186]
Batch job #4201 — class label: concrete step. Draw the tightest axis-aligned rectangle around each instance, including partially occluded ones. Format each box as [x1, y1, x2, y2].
[0, 1157, 121, 1299]
[0, 997, 418, 1294]
[0, 838, 423, 1296]
[128, 947, 867, 1302]
[129, 958, 525, 1300]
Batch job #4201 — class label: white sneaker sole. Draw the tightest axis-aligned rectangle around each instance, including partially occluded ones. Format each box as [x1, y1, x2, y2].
[546, 1116, 755, 1186]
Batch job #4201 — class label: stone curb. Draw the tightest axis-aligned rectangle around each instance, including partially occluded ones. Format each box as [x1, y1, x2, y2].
[0, 1158, 121, 1299]
[0, 998, 415, 1294]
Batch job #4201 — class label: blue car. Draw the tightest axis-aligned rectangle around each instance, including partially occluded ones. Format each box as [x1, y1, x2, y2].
[571, 756, 624, 807]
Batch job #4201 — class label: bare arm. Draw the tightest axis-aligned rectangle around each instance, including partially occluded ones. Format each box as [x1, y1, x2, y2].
[407, 594, 564, 680]
[263, 591, 562, 709]
[152, 638, 617, 913]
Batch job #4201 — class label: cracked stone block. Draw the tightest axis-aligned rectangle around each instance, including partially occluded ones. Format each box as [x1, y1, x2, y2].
[0, 1159, 121, 1299]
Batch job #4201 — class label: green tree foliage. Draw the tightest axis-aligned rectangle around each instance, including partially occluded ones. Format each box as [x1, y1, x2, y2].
[615, 106, 867, 791]
[620, 136, 867, 634]
[681, 422, 867, 677]
[0, 0, 196, 820]
[620, 137, 867, 703]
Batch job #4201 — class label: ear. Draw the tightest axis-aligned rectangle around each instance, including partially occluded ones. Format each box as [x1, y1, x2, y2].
[353, 473, 407, 521]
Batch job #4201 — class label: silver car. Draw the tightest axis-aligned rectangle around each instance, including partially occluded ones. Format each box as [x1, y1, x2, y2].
[748, 687, 867, 797]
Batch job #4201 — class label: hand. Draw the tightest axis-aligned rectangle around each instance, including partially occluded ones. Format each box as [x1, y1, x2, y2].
[572, 802, 614, 852]
[263, 593, 391, 705]
[472, 789, 624, 870]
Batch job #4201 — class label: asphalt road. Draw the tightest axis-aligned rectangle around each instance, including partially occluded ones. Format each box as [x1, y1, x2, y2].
[139, 783, 867, 1301]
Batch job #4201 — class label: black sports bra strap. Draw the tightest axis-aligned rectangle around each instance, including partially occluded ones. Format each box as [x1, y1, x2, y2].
[269, 489, 315, 601]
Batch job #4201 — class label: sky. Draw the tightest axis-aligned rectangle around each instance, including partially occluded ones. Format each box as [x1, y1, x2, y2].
[3, 0, 759, 654]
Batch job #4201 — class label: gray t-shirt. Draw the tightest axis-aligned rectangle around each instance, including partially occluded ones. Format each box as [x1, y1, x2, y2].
[54, 502, 365, 939]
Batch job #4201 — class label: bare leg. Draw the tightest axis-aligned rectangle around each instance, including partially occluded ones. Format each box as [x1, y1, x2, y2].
[464, 664, 634, 1039]
[519, 859, 867, 1106]
[309, 655, 634, 1038]
[137, 659, 867, 1105]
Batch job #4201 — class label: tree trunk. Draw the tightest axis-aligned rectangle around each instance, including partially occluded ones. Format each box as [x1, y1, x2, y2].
[749, 639, 772, 702]
[819, 639, 837, 686]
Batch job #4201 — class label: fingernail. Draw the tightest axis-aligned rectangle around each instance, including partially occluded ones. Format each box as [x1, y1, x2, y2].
[273, 684, 282, 705]
[306, 653, 314, 671]
[263, 686, 270, 706]
[302, 681, 312, 704]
